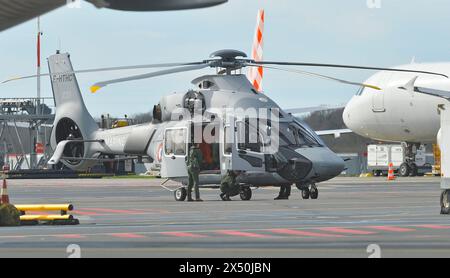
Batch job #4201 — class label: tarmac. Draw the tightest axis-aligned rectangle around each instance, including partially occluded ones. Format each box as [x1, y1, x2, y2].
[0, 176, 449, 258]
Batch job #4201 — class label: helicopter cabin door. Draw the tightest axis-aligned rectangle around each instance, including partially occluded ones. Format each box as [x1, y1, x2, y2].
[231, 118, 266, 172]
[160, 126, 189, 178]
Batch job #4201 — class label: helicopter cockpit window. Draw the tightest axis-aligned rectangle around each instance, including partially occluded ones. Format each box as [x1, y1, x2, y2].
[296, 123, 321, 147]
[278, 122, 321, 147]
[165, 128, 187, 156]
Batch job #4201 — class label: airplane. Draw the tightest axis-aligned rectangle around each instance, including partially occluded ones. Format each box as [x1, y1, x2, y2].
[374, 78, 450, 214]
[0, 0, 227, 32]
[342, 62, 450, 177]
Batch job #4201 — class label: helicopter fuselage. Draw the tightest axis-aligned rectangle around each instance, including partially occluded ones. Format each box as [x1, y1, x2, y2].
[85, 74, 345, 187]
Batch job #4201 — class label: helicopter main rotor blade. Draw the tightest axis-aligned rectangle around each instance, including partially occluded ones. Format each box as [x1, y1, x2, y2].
[1, 62, 204, 84]
[253, 61, 449, 78]
[245, 63, 381, 90]
[90, 64, 209, 93]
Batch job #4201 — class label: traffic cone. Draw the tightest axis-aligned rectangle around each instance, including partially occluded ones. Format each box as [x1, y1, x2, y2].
[1, 178, 9, 204]
[387, 163, 396, 181]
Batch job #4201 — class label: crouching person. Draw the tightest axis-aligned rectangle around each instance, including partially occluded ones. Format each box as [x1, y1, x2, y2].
[220, 170, 240, 201]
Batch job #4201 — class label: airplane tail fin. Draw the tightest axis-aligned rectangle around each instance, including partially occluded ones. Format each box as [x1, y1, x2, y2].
[47, 52, 99, 167]
[247, 9, 264, 92]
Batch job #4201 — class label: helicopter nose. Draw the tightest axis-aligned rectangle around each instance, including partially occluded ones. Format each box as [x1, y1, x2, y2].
[296, 147, 345, 181]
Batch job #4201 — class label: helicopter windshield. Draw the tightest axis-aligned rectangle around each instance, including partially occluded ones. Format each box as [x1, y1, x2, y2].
[279, 121, 323, 148]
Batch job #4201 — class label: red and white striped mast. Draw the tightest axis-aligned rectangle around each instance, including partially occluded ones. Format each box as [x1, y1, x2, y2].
[248, 9, 264, 93]
[37, 17, 42, 114]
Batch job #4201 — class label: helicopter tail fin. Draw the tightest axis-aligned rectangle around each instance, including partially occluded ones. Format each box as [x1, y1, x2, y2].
[248, 9, 264, 92]
[48, 52, 99, 151]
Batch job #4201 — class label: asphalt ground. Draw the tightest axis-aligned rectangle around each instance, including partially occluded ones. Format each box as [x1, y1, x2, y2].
[0, 176, 448, 258]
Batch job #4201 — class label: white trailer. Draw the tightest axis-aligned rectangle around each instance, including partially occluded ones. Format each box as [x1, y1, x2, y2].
[367, 144, 430, 177]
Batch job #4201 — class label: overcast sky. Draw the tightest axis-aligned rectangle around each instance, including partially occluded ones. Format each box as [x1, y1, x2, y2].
[1, 0, 450, 117]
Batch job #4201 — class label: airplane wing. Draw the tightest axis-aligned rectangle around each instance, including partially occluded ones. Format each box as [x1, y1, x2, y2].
[285, 105, 345, 115]
[0, 0, 227, 32]
[315, 129, 353, 138]
[414, 86, 450, 101]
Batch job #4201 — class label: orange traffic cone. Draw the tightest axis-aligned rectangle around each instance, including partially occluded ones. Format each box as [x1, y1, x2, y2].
[387, 163, 396, 181]
[1, 178, 9, 204]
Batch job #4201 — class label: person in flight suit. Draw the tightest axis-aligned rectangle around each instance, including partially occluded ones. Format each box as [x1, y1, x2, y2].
[220, 170, 240, 201]
[186, 144, 203, 202]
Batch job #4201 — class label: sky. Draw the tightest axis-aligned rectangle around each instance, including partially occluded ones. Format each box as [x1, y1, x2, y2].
[1, 0, 450, 117]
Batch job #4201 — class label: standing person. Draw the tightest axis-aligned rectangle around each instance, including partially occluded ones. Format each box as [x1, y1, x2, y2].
[186, 144, 203, 202]
[274, 184, 291, 200]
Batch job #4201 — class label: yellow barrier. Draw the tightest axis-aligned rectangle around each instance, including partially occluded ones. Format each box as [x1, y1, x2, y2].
[20, 215, 73, 221]
[15, 204, 73, 212]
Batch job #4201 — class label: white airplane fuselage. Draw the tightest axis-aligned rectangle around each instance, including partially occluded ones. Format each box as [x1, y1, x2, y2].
[343, 62, 450, 143]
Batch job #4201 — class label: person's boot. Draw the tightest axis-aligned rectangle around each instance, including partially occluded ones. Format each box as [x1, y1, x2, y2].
[274, 194, 288, 200]
[220, 192, 227, 201]
[187, 191, 194, 202]
[195, 186, 202, 202]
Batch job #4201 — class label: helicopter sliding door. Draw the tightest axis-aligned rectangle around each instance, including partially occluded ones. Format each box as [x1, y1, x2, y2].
[231, 119, 266, 172]
[220, 123, 233, 174]
[160, 126, 189, 178]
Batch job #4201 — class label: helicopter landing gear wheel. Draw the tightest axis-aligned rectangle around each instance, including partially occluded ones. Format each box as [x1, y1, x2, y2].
[240, 186, 252, 201]
[301, 188, 310, 200]
[441, 190, 450, 215]
[174, 188, 187, 202]
[310, 184, 319, 200]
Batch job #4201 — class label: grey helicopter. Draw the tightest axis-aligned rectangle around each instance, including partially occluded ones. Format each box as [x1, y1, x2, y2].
[3, 49, 445, 201]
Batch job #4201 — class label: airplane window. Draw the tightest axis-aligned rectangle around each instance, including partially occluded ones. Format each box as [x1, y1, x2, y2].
[165, 129, 186, 156]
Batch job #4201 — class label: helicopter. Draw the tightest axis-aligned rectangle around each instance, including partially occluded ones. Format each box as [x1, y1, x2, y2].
[10, 46, 439, 202]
